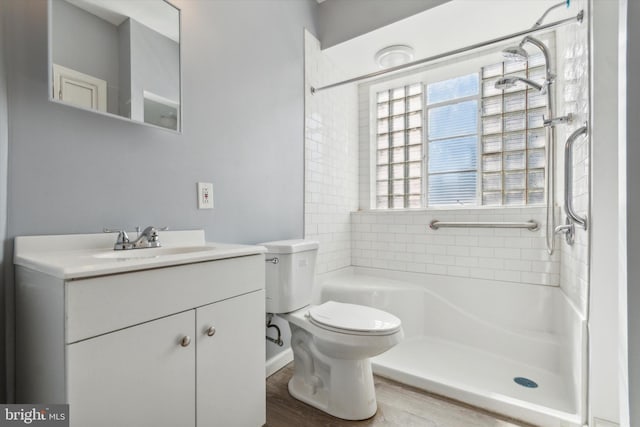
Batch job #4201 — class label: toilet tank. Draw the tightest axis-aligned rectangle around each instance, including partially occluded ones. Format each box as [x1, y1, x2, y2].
[260, 239, 319, 314]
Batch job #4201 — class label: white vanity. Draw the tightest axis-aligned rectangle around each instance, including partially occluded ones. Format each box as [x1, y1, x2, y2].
[14, 230, 266, 427]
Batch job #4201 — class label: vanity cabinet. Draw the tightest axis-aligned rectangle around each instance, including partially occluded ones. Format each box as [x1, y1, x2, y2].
[67, 310, 196, 427]
[15, 237, 266, 427]
[65, 290, 265, 427]
[196, 291, 265, 426]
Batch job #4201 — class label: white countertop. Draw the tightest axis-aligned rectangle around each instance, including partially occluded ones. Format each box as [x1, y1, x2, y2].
[14, 230, 266, 279]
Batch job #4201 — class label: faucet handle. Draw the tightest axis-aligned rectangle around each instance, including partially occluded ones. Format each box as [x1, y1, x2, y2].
[103, 228, 131, 249]
[142, 226, 168, 233]
[103, 228, 123, 234]
[151, 226, 168, 241]
[140, 226, 168, 244]
[104, 228, 130, 241]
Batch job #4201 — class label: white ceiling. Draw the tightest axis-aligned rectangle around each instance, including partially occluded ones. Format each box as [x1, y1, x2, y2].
[323, 0, 576, 81]
[65, 0, 180, 42]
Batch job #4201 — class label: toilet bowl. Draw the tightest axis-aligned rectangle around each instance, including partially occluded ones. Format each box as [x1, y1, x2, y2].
[261, 239, 404, 420]
[282, 301, 403, 420]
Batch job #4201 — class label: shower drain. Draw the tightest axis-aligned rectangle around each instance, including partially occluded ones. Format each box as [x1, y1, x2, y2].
[513, 377, 538, 388]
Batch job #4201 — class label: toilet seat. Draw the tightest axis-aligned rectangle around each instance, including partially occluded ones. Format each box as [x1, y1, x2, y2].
[307, 301, 401, 336]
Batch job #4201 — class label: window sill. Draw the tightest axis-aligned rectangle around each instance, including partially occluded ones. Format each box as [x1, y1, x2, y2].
[356, 204, 546, 213]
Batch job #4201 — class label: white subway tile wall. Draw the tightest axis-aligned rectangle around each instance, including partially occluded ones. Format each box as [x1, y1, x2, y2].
[556, 0, 590, 316]
[353, 42, 567, 287]
[305, 14, 588, 293]
[304, 31, 359, 274]
[351, 207, 560, 285]
[358, 84, 372, 210]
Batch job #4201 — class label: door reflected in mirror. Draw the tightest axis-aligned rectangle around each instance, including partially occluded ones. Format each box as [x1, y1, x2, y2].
[49, 0, 181, 132]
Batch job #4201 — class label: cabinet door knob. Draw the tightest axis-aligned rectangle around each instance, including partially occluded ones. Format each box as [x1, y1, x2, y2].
[180, 336, 191, 347]
[206, 326, 216, 337]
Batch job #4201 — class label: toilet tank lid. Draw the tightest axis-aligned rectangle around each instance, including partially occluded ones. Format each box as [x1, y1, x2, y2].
[259, 239, 319, 254]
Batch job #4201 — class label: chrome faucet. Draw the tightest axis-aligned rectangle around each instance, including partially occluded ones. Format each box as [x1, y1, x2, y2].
[554, 217, 575, 245]
[104, 226, 168, 250]
[131, 226, 168, 249]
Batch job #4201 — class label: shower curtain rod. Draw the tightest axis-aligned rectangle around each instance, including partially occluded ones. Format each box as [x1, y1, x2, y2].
[310, 10, 583, 94]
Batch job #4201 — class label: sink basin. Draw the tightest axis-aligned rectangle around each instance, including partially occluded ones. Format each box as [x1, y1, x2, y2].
[93, 246, 212, 260]
[14, 230, 265, 279]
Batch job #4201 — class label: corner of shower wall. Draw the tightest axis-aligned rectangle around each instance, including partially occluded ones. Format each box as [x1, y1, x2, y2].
[303, 30, 359, 275]
[554, 2, 590, 424]
[555, 0, 590, 318]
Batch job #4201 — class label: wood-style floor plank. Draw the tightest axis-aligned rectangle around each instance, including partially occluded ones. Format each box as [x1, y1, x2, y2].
[266, 364, 536, 427]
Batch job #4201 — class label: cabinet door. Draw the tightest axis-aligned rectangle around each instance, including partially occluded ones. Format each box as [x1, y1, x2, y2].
[196, 290, 265, 427]
[67, 311, 196, 427]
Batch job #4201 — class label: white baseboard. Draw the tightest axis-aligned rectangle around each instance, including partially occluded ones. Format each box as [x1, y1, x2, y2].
[265, 348, 293, 378]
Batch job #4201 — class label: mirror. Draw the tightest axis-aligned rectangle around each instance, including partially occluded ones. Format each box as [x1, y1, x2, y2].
[48, 0, 181, 132]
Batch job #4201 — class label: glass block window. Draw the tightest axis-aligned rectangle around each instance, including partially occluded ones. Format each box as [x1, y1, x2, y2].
[370, 42, 551, 210]
[426, 73, 479, 205]
[375, 83, 423, 209]
[480, 56, 548, 206]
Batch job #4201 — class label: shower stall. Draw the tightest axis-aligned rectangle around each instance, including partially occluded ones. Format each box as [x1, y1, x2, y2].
[302, 0, 592, 425]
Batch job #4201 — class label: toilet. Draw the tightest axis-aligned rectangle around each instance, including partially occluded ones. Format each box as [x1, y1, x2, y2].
[261, 239, 403, 420]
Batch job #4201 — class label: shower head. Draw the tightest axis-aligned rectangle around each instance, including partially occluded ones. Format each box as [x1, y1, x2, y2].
[501, 36, 554, 81]
[495, 76, 545, 93]
[501, 0, 567, 62]
[502, 44, 529, 62]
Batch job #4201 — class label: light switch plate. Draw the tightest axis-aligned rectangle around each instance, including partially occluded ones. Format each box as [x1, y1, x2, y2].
[197, 182, 214, 209]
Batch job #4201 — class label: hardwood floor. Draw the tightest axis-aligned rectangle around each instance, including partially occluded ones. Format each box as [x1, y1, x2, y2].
[266, 364, 535, 427]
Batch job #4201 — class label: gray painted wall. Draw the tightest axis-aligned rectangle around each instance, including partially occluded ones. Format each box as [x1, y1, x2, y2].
[129, 18, 180, 122]
[0, 0, 8, 404]
[318, 0, 449, 48]
[626, 0, 640, 422]
[3, 0, 317, 399]
[6, 0, 315, 246]
[118, 19, 131, 118]
[51, 0, 120, 114]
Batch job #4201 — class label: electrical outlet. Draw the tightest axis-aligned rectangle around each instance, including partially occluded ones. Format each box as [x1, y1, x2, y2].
[197, 182, 214, 209]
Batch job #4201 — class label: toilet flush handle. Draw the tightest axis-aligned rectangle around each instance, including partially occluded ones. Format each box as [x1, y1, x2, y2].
[266, 257, 279, 264]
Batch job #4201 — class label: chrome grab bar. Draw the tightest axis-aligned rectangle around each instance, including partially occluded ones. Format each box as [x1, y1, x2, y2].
[429, 220, 539, 231]
[563, 123, 589, 230]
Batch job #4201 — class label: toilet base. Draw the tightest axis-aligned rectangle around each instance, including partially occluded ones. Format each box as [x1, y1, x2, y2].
[288, 358, 377, 420]
[282, 306, 402, 421]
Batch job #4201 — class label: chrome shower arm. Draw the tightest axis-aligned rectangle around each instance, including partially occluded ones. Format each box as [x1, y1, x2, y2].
[521, 36, 554, 80]
[533, 1, 570, 28]
[495, 76, 545, 92]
